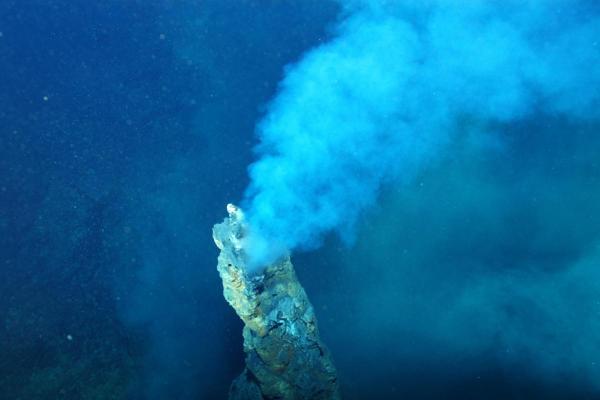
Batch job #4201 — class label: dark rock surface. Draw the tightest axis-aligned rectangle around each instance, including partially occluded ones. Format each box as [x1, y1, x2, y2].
[213, 205, 340, 400]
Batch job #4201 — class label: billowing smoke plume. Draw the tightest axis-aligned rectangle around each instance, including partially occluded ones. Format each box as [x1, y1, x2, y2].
[242, 0, 600, 267]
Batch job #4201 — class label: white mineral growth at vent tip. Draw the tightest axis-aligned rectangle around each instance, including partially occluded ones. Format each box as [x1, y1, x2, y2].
[227, 203, 244, 221]
[226, 203, 245, 251]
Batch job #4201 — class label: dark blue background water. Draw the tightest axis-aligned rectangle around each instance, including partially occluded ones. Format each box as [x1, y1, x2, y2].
[1, 1, 599, 399]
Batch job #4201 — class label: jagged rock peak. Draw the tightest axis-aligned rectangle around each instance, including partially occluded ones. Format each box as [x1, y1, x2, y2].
[213, 204, 340, 400]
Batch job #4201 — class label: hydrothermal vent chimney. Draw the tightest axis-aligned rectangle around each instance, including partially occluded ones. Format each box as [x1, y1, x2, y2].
[213, 204, 340, 400]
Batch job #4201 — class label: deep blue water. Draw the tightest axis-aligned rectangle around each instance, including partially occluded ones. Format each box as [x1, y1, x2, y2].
[1, 1, 600, 399]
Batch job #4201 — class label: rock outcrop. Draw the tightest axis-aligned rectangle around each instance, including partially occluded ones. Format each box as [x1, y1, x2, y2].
[213, 204, 340, 400]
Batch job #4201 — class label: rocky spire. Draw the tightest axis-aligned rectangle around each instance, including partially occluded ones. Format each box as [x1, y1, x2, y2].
[213, 204, 340, 400]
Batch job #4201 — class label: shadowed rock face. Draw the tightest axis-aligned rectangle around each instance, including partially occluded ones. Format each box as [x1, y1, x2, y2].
[213, 205, 340, 400]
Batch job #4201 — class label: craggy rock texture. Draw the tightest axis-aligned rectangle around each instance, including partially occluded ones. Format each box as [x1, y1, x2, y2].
[213, 205, 340, 400]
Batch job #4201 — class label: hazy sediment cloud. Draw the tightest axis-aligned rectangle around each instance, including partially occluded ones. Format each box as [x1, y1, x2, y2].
[241, 0, 600, 268]
[282, 125, 600, 398]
